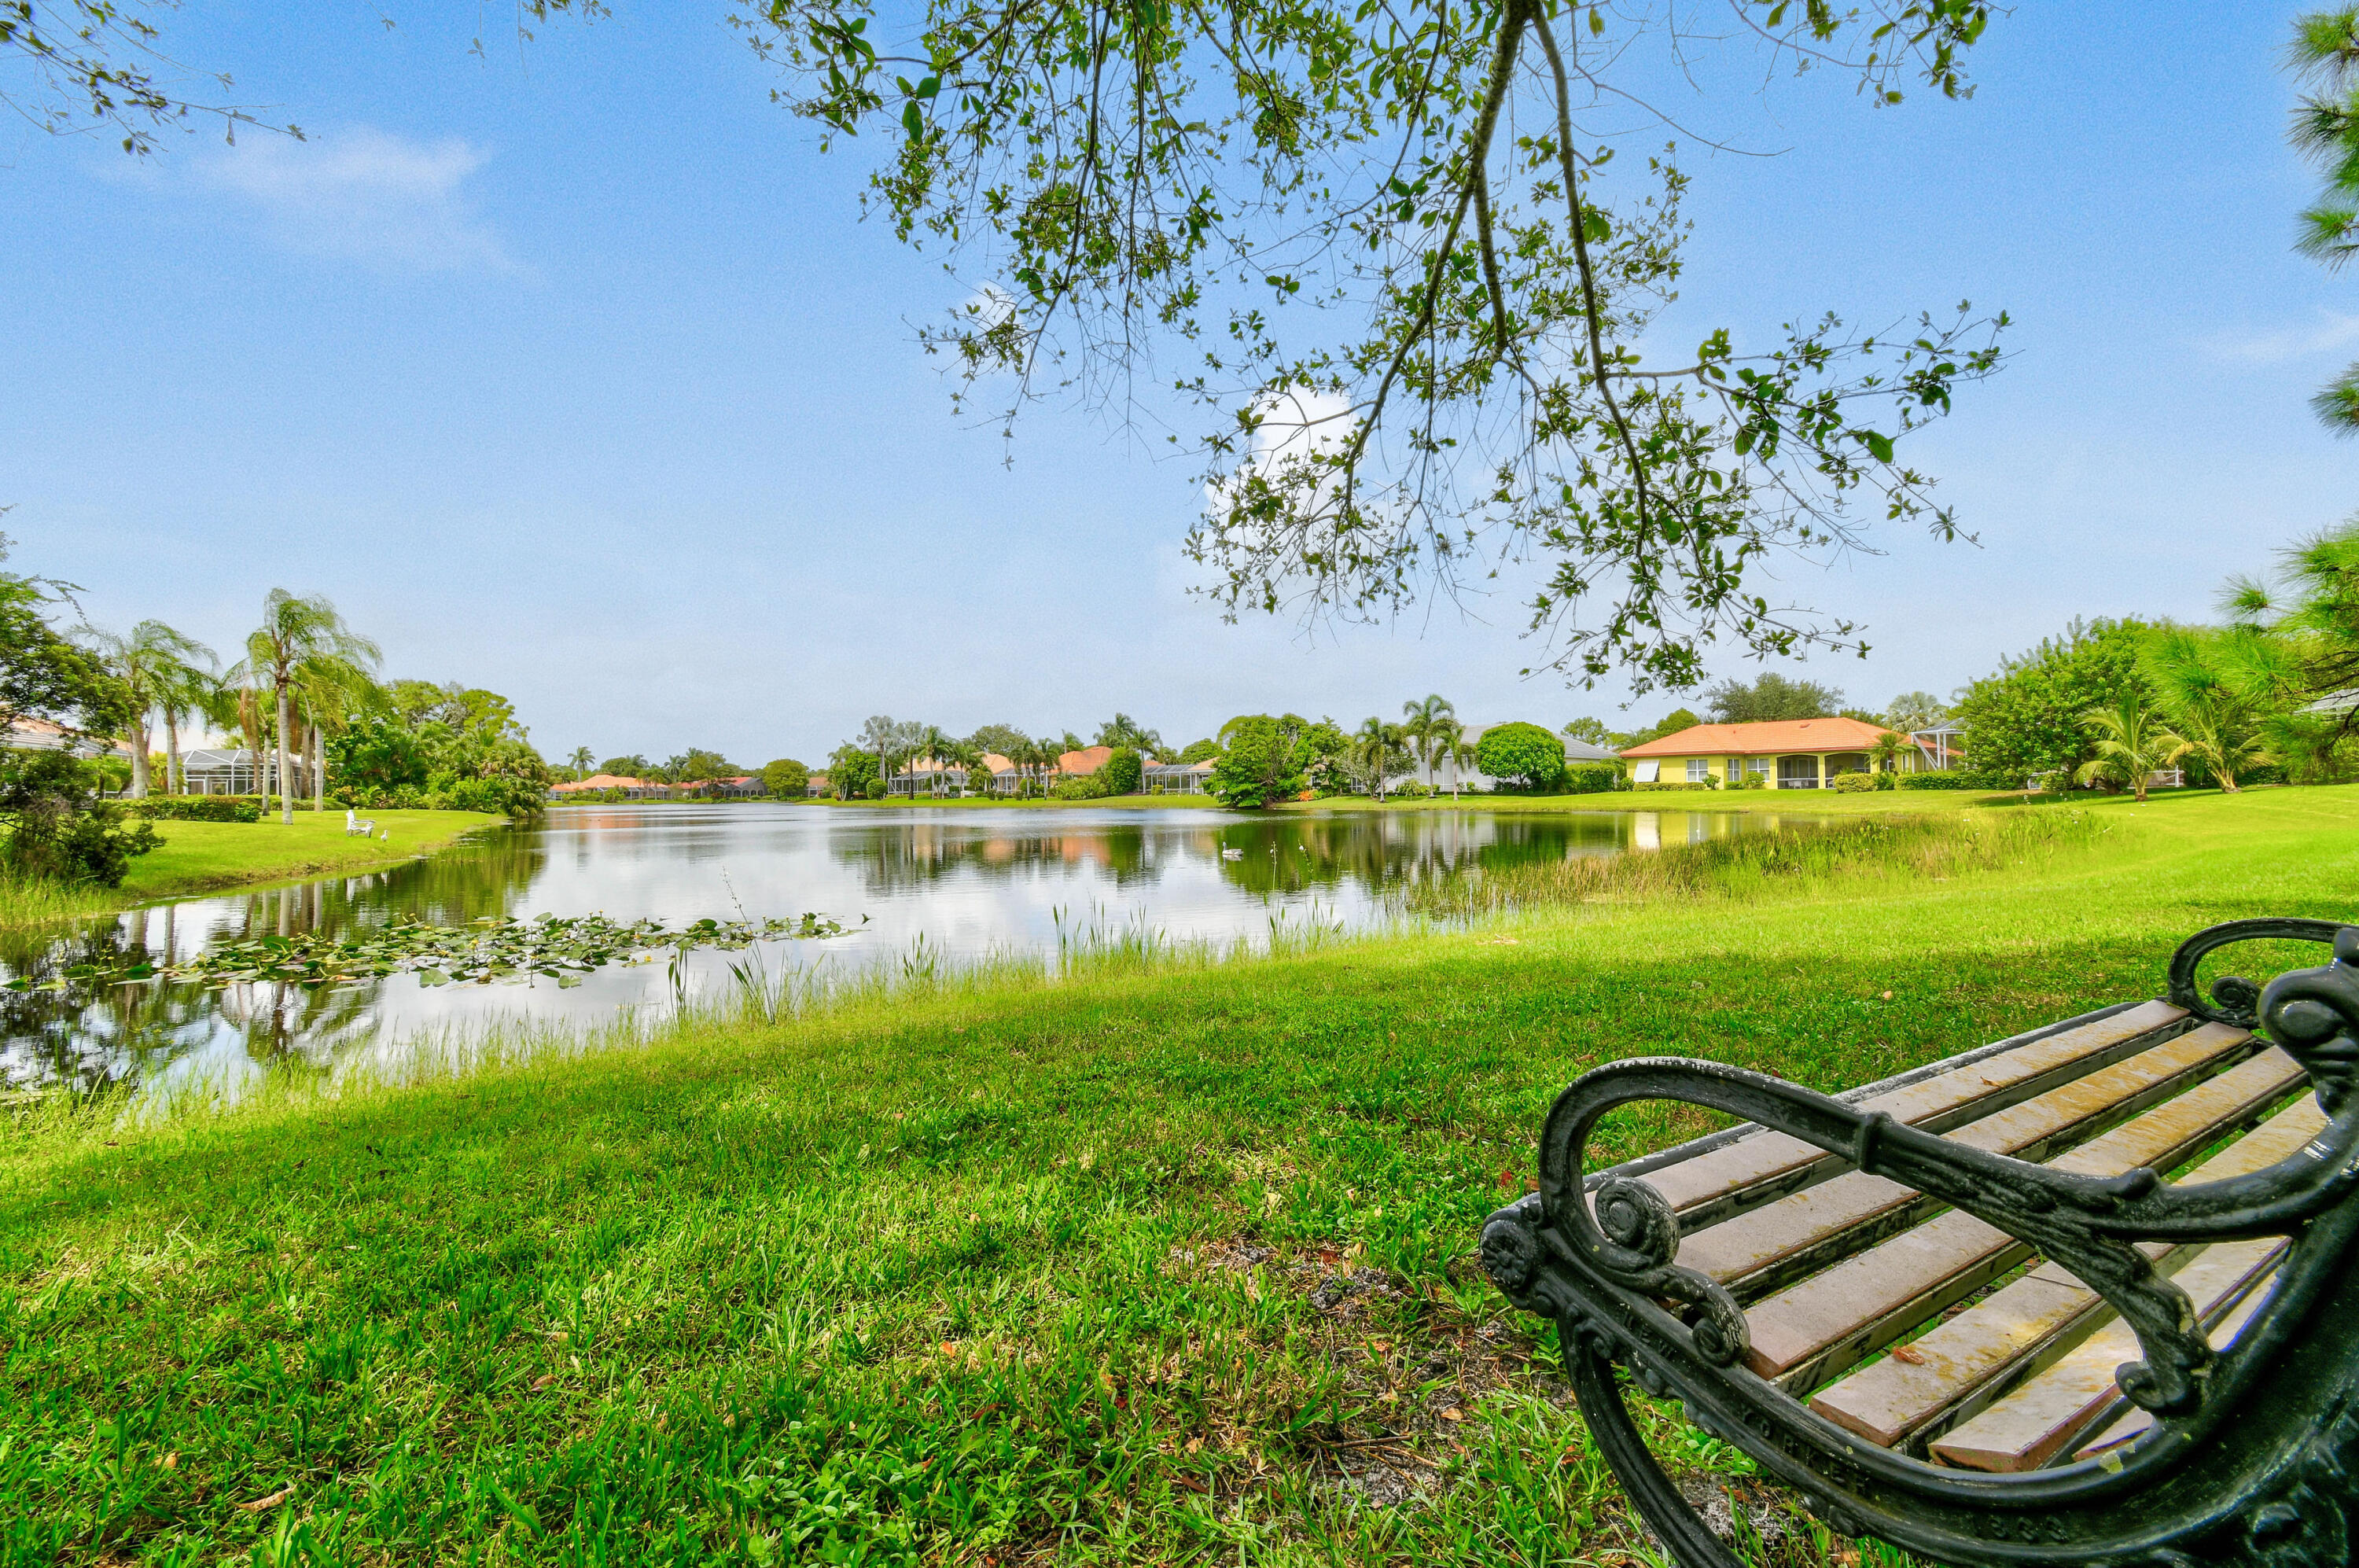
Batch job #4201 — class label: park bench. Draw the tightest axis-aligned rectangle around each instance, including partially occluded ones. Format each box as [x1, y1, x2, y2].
[344, 809, 377, 837]
[1481, 918, 2359, 1567]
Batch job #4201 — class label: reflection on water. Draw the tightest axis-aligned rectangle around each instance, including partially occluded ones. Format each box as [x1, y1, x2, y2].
[3, 803, 1815, 1094]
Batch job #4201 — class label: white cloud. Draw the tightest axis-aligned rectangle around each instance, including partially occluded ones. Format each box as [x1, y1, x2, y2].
[1202, 386, 1358, 513]
[193, 127, 519, 274]
[2201, 311, 2359, 365]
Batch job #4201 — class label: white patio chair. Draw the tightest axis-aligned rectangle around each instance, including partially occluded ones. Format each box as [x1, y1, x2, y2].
[344, 809, 377, 837]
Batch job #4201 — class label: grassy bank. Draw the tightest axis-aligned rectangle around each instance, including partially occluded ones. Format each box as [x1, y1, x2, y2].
[0, 808, 503, 929]
[5, 789, 2356, 1564]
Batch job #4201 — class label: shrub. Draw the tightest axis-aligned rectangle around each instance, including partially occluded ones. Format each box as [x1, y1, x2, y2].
[761, 758, 811, 799]
[863, 778, 887, 800]
[1209, 716, 1305, 808]
[0, 751, 161, 887]
[1565, 763, 1622, 794]
[1100, 747, 1143, 797]
[123, 797, 263, 823]
[1474, 722, 1568, 791]
[1732, 774, 1768, 790]
[1828, 772, 1877, 793]
[1897, 771, 2007, 791]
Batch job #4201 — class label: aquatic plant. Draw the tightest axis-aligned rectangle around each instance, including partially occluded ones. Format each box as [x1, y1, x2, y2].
[11, 911, 862, 992]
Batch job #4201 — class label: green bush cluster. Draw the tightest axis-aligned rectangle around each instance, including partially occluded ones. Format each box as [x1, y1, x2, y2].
[121, 796, 263, 823]
[0, 751, 160, 887]
[1897, 771, 2008, 791]
[1566, 762, 1623, 794]
[1829, 772, 1878, 793]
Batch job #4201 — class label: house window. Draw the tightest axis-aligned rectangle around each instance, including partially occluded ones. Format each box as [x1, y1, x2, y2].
[1686, 758, 1709, 783]
[1746, 756, 1771, 776]
[1632, 760, 1660, 783]
[1724, 758, 1743, 783]
[1776, 755, 1820, 790]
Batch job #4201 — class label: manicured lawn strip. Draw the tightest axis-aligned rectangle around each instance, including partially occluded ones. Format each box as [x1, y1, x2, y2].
[2, 789, 2353, 1564]
[116, 810, 504, 900]
[0, 810, 506, 930]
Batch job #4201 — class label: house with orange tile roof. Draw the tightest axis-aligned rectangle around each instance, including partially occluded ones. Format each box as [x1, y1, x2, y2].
[550, 772, 644, 794]
[1616, 716, 1907, 790]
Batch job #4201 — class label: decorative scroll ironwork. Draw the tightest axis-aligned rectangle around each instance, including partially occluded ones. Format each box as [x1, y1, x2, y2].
[1484, 919, 2359, 1567]
[2166, 917, 2350, 1032]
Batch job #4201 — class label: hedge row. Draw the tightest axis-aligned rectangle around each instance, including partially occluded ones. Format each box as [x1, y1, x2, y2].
[120, 797, 265, 823]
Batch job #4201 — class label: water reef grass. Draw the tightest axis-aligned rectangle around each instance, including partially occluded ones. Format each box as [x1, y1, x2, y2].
[0, 808, 503, 929]
[5, 789, 2355, 1565]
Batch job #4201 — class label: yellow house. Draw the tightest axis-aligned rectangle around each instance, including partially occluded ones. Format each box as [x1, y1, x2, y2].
[1617, 717, 1906, 790]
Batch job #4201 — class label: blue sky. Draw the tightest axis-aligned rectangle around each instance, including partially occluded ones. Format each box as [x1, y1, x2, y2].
[6, 2, 2354, 764]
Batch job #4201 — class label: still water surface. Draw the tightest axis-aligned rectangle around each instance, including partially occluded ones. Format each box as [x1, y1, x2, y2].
[4, 803, 1820, 1095]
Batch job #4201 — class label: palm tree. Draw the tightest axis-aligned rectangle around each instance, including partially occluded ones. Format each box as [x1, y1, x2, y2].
[156, 649, 223, 796]
[918, 724, 957, 797]
[1352, 717, 1407, 801]
[1401, 693, 1455, 791]
[566, 746, 595, 778]
[1868, 728, 1912, 778]
[2074, 692, 2175, 803]
[2156, 701, 2273, 793]
[75, 620, 214, 797]
[234, 591, 381, 824]
[2139, 627, 2273, 792]
[1437, 718, 1470, 801]
[860, 715, 900, 795]
[293, 654, 383, 811]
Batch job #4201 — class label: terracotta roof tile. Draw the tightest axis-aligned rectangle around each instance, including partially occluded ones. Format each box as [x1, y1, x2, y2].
[1617, 716, 1899, 759]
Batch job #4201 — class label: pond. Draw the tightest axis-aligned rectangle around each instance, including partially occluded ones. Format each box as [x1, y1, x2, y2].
[2, 803, 1826, 1095]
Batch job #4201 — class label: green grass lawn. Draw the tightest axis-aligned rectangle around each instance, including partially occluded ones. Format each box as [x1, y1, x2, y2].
[5, 788, 2355, 1564]
[0, 809, 503, 929]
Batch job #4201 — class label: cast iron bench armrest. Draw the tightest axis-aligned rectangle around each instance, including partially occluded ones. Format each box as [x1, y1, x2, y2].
[1481, 918, 2359, 1568]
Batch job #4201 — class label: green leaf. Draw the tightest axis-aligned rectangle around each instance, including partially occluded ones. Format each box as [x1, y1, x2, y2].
[1861, 430, 1895, 463]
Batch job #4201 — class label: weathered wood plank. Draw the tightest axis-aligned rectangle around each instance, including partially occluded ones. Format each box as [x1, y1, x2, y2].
[1673, 1024, 2258, 1299]
[1798, 1087, 2320, 1444]
[2072, 1278, 2282, 1462]
[1639, 1000, 2188, 1230]
[1927, 1235, 2286, 1472]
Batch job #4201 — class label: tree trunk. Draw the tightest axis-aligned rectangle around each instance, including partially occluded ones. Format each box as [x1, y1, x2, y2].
[311, 721, 326, 812]
[127, 716, 152, 797]
[240, 692, 263, 801]
[165, 709, 182, 796]
[276, 686, 294, 823]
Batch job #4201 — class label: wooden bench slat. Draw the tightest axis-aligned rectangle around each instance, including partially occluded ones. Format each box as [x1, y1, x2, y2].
[1798, 1087, 2321, 1443]
[2071, 1273, 2282, 1463]
[1926, 1235, 2286, 1472]
[1757, 1051, 2306, 1393]
[1673, 1023, 2258, 1298]
[1640, 1000, 2188, 1230]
